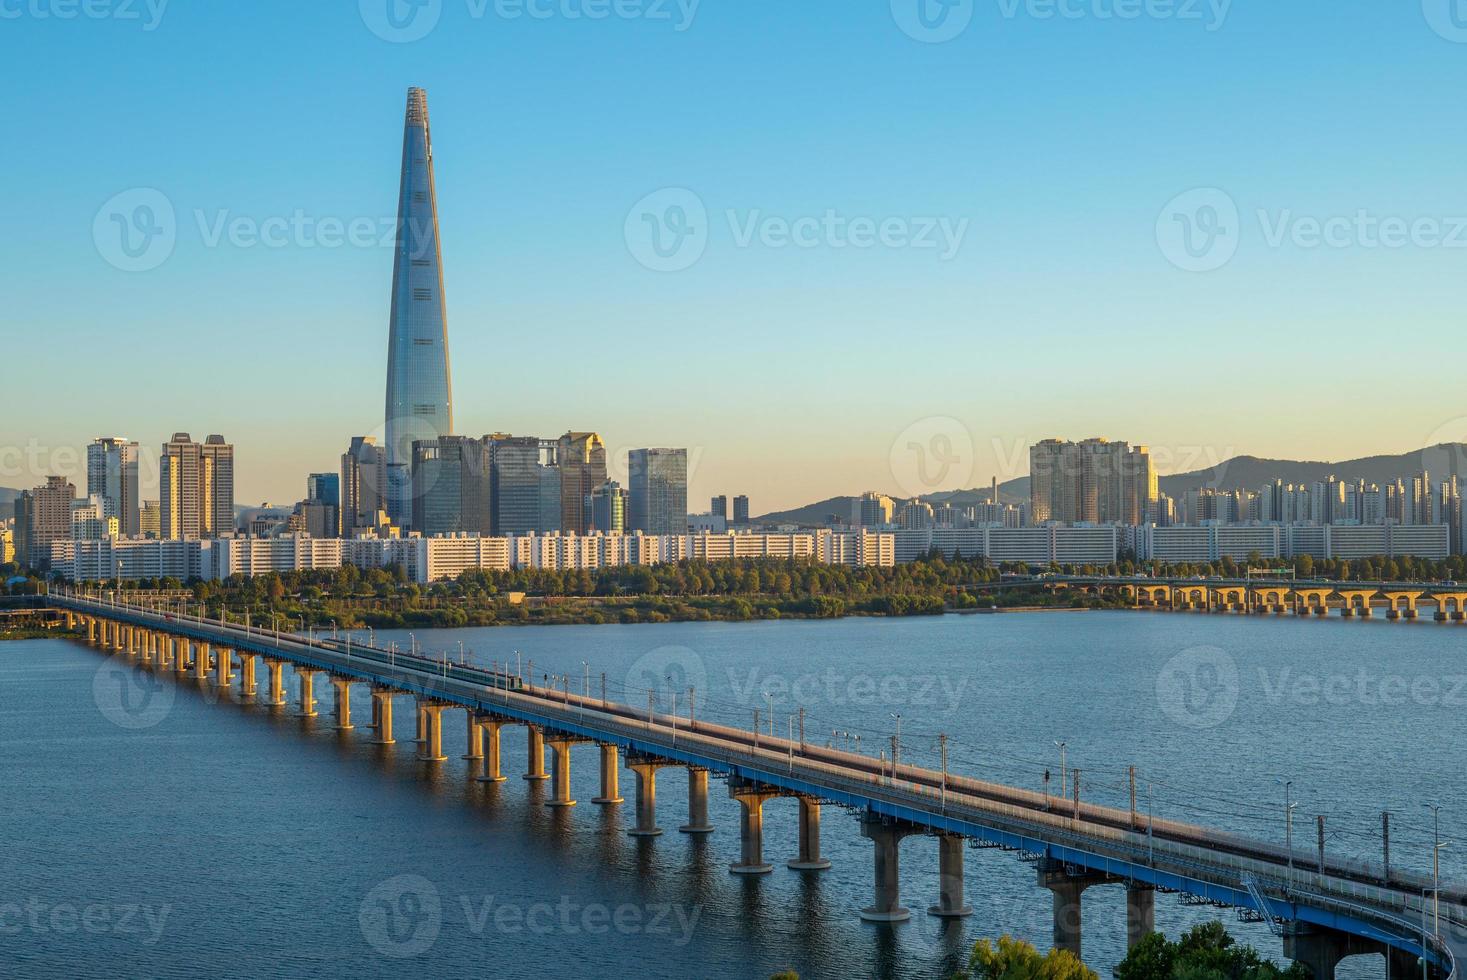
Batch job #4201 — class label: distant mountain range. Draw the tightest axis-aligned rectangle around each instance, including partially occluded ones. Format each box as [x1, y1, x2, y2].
[754, 444, 1467, 526]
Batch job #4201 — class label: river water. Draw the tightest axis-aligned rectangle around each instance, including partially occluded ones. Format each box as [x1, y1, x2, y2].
[1, 611, 1461, 979]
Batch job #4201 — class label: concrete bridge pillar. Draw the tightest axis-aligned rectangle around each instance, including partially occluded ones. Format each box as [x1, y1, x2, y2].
[788, 798, 831, 871]
[728, 781, 779, 875]
[1386, 946, 1420, 979]
[592, 744, 623, 803]
[929, 834, 973, 918]
[86, 618, 96, 644]
[216, 647, 234, 688]
[461, 711, 482, 760]
[239, 654, 257, 697]
[371, 689, 395, 744]
[414, 701, 428, 743]
[1126, 884, 1155, 947]
[297, 669, 321, 717]
[125, 626, 137, 658]
[679, 768, 714, 834]
[194, 643, 211, 681]
[1038, 860, 1105, 959]
[546, 739, 577, 807]
[264, 659, 287, 706]
[523, 726, 548, 781]
[626, 762, 666, 837]
[156, 633, 171, 669]
[331, 678, 353, 730]
[859, 814, 915, 922]
[417, 704, 448, 762]
[476, 720, 506, 782]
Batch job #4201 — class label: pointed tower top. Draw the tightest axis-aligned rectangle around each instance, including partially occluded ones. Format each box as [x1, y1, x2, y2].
[405, 87, 429, 127]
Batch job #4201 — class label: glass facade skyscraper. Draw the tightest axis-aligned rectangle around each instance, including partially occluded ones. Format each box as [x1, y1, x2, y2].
[385, 87, 453, 528]
[628, 448, 688, 536]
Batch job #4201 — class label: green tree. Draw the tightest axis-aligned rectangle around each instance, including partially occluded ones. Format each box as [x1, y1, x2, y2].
[1115, 922, 1312, 980]
[958, 935, 1098, 980]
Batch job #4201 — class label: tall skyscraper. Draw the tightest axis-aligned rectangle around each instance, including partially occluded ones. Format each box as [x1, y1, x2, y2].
[307, 473, 340, 508]
[711, 495, 728, 521]
[87, 437, 140, 537]
[411, 436, 491, 537]
[590, 480, 629, 533]
[384, 87, 454, 530]
[21, 476, 75, 568]
[1029, 438, 1156, 526]
[733, 495, 750, 527]
[159, 433, 234, 540]
[489, 435, 561, 536]
[341, 436, 389, 538]
[558, 433, 607, 535]
[628, 448, 688, 535]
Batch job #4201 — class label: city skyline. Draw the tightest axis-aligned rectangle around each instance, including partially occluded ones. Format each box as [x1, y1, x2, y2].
[7, 5, 1467, 512]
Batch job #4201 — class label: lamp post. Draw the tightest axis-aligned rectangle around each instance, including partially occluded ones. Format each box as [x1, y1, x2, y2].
[1424, 803, 1444, 943]
[1054, 740, 1068, 799]
[890, 713, 902, 770]
[1278, 778, 1296, 883]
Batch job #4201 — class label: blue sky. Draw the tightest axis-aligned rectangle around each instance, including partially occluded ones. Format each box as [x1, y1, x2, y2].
[5, 1, 1467, 511]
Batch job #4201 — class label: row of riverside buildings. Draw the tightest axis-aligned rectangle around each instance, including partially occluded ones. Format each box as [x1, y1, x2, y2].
[46, 530, 896, 585]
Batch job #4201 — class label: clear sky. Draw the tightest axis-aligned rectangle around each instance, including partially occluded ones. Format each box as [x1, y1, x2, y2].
[6, 1, 1467, 512]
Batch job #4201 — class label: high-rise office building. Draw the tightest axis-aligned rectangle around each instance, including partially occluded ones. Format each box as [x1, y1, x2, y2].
[711, 495, 728, 521]
[557, 433, 607, 535]
[139, 501, 161, 539]
[307, 473, 340, 508]
[733, 495, 750, 527]
[87, 437, 140, 537]
[412, 436, 491, 536]
[159, 433, 234, 540]
[341, 436, 389, 538]
[1029, 438, 1156, 525]
[590, 480, 629, 533]
[384, 87, 454, 530]
[628, 448, 688, 535]
[22, 476, 74, 568]
[488, 435, 561, 536]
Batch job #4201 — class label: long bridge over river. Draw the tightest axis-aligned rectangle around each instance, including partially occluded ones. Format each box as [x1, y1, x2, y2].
[42, 589, 1467, 978]
[978, 575, 1467, 621]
